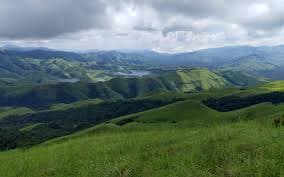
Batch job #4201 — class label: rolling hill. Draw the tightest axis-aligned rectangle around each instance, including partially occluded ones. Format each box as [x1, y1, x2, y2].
[0, 69, 232, 108]
[1, 45, 284, 177]
[1, 80, 284, 151]
[1, 81, 284, 176]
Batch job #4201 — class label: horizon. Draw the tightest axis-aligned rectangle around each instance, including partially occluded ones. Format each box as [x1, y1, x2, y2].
[1, 43, 284, 54]
[1, 1, 284, 52]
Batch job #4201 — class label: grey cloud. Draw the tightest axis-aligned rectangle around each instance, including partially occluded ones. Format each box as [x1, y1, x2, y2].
[162, 24, 194, 37]
[134, 25, 158, 32]
[130, 0, 284, 33]
[2, 0, 284, 52]
[0, 0, 110, 39]
[243, 15, 284, 32]
[116, 33, 129, 36]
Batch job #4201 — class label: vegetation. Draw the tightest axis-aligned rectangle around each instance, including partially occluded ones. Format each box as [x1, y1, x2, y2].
[2, 80, 284, 151]
[204, 91, 284, 112]
[0, 69, 231, 108]
[0, 93, 186, 150]
[2, 45, 284, 84]
[0, 121, 284, 177]
[2, 45, 284, 176]
[0, 81, 284, 176]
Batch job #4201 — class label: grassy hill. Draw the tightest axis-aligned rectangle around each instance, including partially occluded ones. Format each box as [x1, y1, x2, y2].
[0, 92, 187, 150]
[0, 69, 231, 108]
[1, 81, 284, 176]
[109, 81, 284, 127]
[0, 56, 112, 83]
[2, 81, 284, 150]
[2, 46, 284, 176]
[1, 121, 283, 177]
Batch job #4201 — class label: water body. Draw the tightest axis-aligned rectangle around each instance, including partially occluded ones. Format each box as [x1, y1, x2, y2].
[58, 78, 80, 83]
[115, 70, 151, 77]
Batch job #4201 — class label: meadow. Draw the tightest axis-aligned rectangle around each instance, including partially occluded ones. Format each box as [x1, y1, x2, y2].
[1, 81, 284, 177]
[0, 121, 283, 177]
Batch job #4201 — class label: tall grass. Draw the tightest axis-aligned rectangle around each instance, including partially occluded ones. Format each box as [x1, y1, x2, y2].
[0, 121, 283, 177]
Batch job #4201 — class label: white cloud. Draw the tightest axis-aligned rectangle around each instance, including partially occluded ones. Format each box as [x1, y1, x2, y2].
[1, 0, 284, 52]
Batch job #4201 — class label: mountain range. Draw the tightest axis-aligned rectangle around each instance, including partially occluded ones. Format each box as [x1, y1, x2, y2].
[1, 44, 284, 84]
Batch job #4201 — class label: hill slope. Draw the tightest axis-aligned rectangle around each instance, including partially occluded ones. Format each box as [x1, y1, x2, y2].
[1, 81, 284, 176]
[1, 121, 283, 177]
[2, 81, 284, 150]
[0, 69, 229, 108]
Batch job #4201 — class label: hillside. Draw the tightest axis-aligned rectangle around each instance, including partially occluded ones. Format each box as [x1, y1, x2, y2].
[0, 92, 187, 150]
[1, 81, 284, 176]
[1, 81, 284, 150]
[1, 121, 283, 177]
[3, 0, 284, 175]
[0, 56, 111, 83]
[0, 69, 230, 108]
[1, 46, 284, 176]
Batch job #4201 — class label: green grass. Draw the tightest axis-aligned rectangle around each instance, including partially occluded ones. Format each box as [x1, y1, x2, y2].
[49, 98, 103, 110]
[176, 69, 228, 92]
[0, 107, 34, 119]
[2, 81, 284, 176]
[0, 121, 283, 177]
[20, 123, 44, 132]
[260, 81, 284, 92]
[110, 97, 284, 128]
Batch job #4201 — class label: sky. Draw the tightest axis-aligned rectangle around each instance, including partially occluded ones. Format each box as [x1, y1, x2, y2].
[1, 0, 284, 52]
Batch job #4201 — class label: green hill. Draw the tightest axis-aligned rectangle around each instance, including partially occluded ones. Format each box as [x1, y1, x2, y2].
[1, 121, 283, 177]
[0, 55, 113, 84]
[167, 69, 228, 92]
[0, 92, 187, 150]
[2, 46, 284, 177]
[3, 45, 284, 83]
[0, 69, 230, 108]
[2, 80, 284, 150]
[1, 81, 284, 176]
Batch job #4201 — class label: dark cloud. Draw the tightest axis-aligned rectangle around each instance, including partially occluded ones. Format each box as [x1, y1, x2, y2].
[0, 0, 110, 39]
[132, 0, 284, 32]
[1, 0, 284, 51]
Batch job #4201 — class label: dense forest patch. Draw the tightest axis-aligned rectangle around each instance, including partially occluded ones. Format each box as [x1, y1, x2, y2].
[0, 96, 185, 150]
[204, 91, 284, 112]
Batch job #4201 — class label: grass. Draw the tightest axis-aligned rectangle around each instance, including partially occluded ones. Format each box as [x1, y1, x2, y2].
[49, 98, 103, 110]
[0, 121, 284, 177]
[110, 98, 284, 128]
[20, 123, 44, 132]
[2, 81, 284, 176]
[0, 107, 34, 119]
[177, 69, 228, 92]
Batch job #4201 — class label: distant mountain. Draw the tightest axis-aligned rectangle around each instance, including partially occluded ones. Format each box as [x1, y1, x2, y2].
[1, 44, 50, 52]
[1, 44, 284, 82]
[0, 57, 104, 84]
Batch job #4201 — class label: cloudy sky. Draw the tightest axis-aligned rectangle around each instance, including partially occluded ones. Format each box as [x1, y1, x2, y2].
[1, 0, 284, 52]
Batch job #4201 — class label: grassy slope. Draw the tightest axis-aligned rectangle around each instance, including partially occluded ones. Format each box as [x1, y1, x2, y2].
[1, 81, 284, 176]
[0, 107, 34, 119]
[110, 81, 284, 127]
[175, 69, 228, 92]
[1, 122, 283, 177]
[0, 69, 230, 108]
[0, 56, 111, 83]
